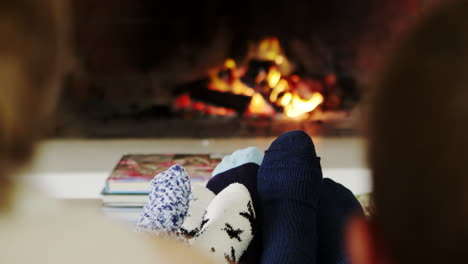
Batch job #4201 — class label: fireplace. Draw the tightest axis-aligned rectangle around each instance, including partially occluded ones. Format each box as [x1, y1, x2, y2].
[55, 0, 426, 138]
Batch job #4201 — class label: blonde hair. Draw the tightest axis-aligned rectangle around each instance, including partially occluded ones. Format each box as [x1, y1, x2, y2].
[0, 0, 65, 209]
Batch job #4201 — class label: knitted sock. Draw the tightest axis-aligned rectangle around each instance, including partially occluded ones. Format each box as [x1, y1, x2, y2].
[258, 130, 322, 264]
[136, 165, 191, 235]
[180, 184, 215, 238]
[190, 183, 256, 263]
[206, 146, 263, 263]
[207, 146, 262, 210]
[317, 178, 364, 264]
[211, 146, 263, 176]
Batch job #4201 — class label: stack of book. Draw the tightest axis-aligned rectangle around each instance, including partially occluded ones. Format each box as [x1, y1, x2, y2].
[101, 153, 223, 224]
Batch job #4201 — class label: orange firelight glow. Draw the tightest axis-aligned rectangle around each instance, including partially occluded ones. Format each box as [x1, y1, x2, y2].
[247, 93, 275, 115]
[267, 67, 281, 88]
[224, 58, 236, 69]
[269, 79, 288, 102]
[205, 37, 325, 117]
[280, 92, 293, 107]
[284, 93, 324, 118]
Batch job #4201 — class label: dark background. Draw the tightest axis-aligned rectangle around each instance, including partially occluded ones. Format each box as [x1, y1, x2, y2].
[53, 0, 443, 137]
[66, 0, 421, 104]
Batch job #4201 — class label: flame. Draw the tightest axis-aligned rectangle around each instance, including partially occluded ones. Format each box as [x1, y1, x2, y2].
[225, 58, 236, 69]
[284, 93, 324, 118]
[199, 39, 326, 118]
[209, 59, 255, 96]
[267, 68, 281, 88]
[275, 55, 285, 65]
[280, 92, 293, 107]
[247, 93, 275, 115]
[270, 79, 288, 102]
[232, 81, 255, 96]
[258, 37, 282, 61]
[250, 37, 292, 75]
[210, 77, 229, 92]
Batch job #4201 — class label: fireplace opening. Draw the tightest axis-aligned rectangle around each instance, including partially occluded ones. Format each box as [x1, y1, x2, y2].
[174, 37, 343, 118]
[56, 0, 422, 138]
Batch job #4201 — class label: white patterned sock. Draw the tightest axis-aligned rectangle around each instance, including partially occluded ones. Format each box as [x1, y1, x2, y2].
[190, 183, 255, 263]
[180, 184, 215, 237]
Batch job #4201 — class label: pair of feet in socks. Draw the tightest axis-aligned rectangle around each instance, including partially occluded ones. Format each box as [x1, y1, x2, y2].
[136, 166, 256, 263]
[205, 130, 363, 264]
[137, 130, 363, 264]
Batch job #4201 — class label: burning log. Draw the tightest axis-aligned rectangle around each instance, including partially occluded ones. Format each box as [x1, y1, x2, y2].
[191, 88, 252, 114]
[240, 59, 275, 88]
[174, 79, 252, 114]
[174, 37, 334, 118]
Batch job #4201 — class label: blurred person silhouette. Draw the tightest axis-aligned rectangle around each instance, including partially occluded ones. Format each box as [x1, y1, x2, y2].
[346, 0, 468, 264]
[0, 1, 212, 263]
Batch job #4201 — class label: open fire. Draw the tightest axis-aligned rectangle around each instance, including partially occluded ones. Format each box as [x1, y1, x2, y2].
[175, 38, 336, 119]
[54, 0, 420, 138]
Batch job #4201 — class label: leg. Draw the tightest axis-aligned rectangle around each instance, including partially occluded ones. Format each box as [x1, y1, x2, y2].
[258, 130, 322, 263]
[317, 178, 364, 264]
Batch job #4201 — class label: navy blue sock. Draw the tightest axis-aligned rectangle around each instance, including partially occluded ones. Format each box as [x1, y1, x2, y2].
[317, 178, 364, 264]
[258, 130, 322, 264]
[206, 163, 259, 209]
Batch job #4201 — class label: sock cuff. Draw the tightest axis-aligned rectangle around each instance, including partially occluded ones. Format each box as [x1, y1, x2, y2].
[212, 146, 263, 176]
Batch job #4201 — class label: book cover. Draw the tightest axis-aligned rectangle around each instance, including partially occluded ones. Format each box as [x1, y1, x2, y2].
[105, 154, 223, 193]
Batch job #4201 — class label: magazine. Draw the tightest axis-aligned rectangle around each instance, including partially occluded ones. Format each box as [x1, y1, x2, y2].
[104, 154, 223, 193]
